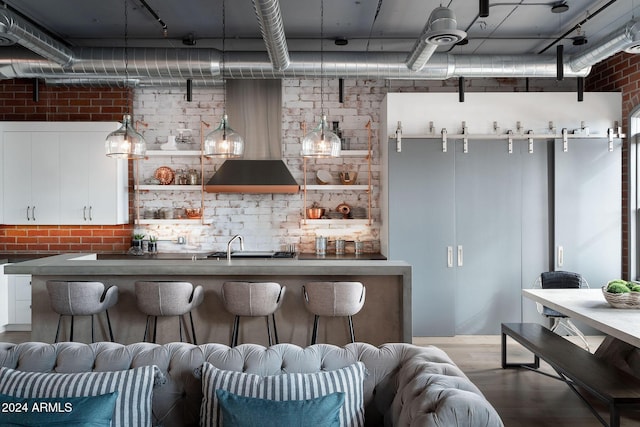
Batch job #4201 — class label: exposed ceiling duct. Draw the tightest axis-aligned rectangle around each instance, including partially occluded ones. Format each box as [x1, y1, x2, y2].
[0, 8, 73, 66]
[406, 6, 467, 72]
[0, 8, 637, 85]
[569, 18, 640, 71]
[252, 0, 290, 71]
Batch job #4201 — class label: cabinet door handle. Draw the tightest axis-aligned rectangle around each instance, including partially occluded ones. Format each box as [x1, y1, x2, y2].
[89, 206, 93, 221]
[26, 206, 31, 221]
[557, 245, 564, 267]
[447, 246, 453, 268]
[83, 206, 87, 221]
[457, 245, 464, 267]
[32, 206, 36, 221]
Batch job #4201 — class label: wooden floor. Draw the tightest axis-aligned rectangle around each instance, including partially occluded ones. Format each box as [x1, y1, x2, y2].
[2, 331, 640, 426]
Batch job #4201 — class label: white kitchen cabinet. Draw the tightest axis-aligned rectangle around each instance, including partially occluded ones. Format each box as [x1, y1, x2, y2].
[3, 131, 60, 224]
[0, 264, 8, 332]
[7, 273, 31, 330]
[59, 126, 128, 224]
[1, 122, 126, 225]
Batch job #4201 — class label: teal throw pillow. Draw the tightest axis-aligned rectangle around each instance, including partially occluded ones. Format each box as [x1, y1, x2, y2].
[0, 392, 118, 427]
[215, 389, 344, 427]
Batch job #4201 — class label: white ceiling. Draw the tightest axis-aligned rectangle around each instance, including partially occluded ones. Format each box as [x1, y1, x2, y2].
[3, 0, 639, 56]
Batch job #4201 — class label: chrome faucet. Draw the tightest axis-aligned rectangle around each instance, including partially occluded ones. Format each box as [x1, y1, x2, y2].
[227, 234, 244, 260]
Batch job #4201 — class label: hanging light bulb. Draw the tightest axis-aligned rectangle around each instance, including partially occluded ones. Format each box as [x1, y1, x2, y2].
[204, 0, 243, 158]
[301, 0, 340, 158]
[105, 0, 146, 159]
[105, 114, 146, 159]
[301, 115, 340, 157]
[203, 114, 244, 157]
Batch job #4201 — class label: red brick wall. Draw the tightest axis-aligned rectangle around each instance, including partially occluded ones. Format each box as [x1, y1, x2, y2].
[0, 79, 134, 254]
[586, 52, 640, 278]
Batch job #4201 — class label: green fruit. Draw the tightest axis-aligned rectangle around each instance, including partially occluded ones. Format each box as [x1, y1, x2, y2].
[631, 284, 640, 292]
[607, 282, 631, 293]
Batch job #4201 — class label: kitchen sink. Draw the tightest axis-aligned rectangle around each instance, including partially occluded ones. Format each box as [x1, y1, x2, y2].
[206, 251, 296, 259]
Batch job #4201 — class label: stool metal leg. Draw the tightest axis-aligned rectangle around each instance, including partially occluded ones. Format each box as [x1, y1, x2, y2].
[105, 310, 114, 342]
[311, 315, 320, 345]
[231, 316, 240, 347]
[143, 315, 150, 342]
[265, 316, 273, 346]
[179, 316, 184, 342]
[189, 312, 198, 345]
[272, 313, 279, 344]
[152, 316, 158, 343]
[54, 315, 62, 343]
[70, 315, 75, 342]
[348, 316, 356, 343]
[91, 315, 95, 343]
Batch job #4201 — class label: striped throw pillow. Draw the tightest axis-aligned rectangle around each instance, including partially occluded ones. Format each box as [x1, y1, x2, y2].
[0, 365, 160, 427]
[200, 362, 365, 427]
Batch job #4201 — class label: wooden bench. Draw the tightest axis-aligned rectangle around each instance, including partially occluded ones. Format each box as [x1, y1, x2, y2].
[501, 322, 640, 427]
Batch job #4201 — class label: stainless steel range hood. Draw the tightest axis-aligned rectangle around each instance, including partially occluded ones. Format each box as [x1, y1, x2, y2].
[204, 160, 299, 193]
[204, 80, 299, 193]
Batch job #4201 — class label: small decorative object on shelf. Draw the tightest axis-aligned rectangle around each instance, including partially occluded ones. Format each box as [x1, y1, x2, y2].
[339, 171, 357, 185]
[306, 202, 324, 219]
[154, 166, 175, 185]
[336, 202, 351, 219]
[186, 208, 202, 219]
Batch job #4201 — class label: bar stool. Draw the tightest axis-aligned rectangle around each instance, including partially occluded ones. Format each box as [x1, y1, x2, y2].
[134, 281, 204, 344]
[302, 281, 366, 345]
[221, 281, 285, 347]
[46, 281, 118, 343]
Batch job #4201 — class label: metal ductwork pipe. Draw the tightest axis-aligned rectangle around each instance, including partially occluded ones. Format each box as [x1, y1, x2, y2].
[0, 8, 74, 66]
[0, 47, 221, 80]
[252, 0, 290, 71]
[569, 19, 640, 72]
[0, 49, 591, 81]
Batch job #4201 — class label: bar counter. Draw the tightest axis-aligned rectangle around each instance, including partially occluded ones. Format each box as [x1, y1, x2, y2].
[5, 254, 411, 346]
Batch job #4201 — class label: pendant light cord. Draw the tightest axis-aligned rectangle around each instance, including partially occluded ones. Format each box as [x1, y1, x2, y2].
[124, 0, 130, 138]
[320, 0, 325, 140]
[222, 0, 227, 139]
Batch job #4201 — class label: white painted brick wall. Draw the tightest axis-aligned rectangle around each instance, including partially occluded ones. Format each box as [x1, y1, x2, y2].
[133, 77, 575, 254]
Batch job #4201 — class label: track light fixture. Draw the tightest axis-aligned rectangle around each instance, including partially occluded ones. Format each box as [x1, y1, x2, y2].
[479, 0, 489, 18]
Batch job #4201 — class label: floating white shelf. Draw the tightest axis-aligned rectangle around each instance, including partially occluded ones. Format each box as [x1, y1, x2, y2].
[136, 184, 201, 191]
[136, 219, 204, 225]
[145, 150, 201, 157]
[303, 185, 369, 191]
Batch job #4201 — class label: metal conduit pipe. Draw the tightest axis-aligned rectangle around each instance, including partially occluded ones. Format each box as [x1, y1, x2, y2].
[0, 8, 74, 67]
[569, 19, 640, 72]
[252, 0, 290, 71]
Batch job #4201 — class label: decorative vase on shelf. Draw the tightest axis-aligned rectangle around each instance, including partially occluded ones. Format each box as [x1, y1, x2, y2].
[161, 135, 178, 150]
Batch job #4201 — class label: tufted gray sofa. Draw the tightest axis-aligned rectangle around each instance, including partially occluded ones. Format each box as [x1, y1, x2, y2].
[0, 341, 503, 427]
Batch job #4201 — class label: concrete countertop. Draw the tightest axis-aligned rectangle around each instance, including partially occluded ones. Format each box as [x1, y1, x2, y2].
[4, 253, 410, 277]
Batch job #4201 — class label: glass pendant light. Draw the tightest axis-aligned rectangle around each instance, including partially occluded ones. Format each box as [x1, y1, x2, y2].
[105, 114, 147, 159]
[204, 0, 244, 158]
[203, 114, 244, 157]
[301, 114, 341, 157]
[105, 0, 146, 159]
[301, 0, 340, 158]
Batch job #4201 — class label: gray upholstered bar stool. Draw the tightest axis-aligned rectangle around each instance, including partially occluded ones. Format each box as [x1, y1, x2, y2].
[134, 281, 204, 344]
[302, 281, 366, 345]
[46, 281, 118, 343]
[221, 281, 286, 347]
